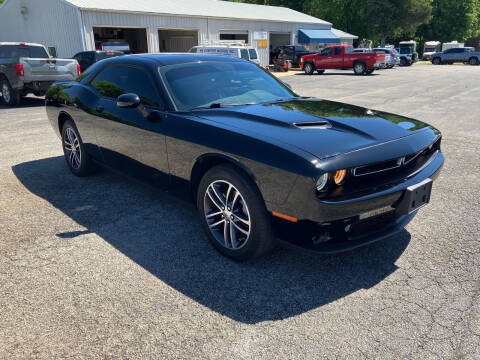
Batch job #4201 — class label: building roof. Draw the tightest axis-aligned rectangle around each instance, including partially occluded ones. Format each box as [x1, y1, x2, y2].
[331, 28, 358, 40]
[64, 0, 330, 25]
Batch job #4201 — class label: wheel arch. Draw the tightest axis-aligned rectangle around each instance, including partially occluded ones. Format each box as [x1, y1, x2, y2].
[190, 153, 260, 206]
[58, 111, 73, 133]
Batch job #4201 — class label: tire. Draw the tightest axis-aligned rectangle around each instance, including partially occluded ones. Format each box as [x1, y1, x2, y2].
[317, 69, 325, 75]
[432, 57, 441, 65]
[353, 61, 367, 75]
[61, 119, 95, 177]
[469, 57, 479, 66]
[303, 62, 314, 75]
[1, 78, 20, 106]
[197, 164, 276, 261]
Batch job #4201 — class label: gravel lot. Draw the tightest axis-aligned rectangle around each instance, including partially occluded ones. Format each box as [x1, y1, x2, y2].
[1, 65, 479, 359]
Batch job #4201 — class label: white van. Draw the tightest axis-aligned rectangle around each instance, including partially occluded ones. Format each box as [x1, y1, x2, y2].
[189, 45, 261, 65]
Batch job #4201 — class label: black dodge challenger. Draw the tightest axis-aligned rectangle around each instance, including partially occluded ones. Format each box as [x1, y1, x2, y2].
[46, 54, 444, 260]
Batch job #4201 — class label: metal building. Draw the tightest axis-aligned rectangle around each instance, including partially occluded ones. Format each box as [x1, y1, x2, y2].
[0, 0, 356, 66]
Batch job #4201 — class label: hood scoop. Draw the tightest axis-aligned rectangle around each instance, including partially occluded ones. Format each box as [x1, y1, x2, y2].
[294, 121, 332, 129]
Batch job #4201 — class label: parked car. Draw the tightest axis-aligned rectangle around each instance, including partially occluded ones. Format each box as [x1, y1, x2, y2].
[422, 41, 441, 61]
[372, 48, 400, 68]
[73, 50, 125, 72]
[0, 42, 80, 106]
[271, 45, 314, 67]
[398, 40, 419, 65]
[300, 45, 386, 75]
[45, 54, 444, 260]
[95, 40, 131, 54]
[189, 45, 260, 65]
[432, 47, 480, 65]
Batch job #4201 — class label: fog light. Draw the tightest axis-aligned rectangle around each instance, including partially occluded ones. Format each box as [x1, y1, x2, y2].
[316, 173, 329, 192]
[334, 169, 347, 185]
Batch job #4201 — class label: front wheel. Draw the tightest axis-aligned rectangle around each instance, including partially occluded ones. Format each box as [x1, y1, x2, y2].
[1, 78, 20, 106]
[197, 164, 276, 261]
[303, 62, 314, 75]
[469, 57, 479, 66]
[61, 120, 96, 177]
[432, 57, 441, 65]
[353, 62, 367, 75]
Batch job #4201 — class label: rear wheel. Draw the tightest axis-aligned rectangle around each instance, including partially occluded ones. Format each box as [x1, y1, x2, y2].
[353, 62, 367, 75]
[197, 164, 275, 261]
[303, 62, 314, 75]
[469, 57, 479, 66]
[61, 120, 95, 177]
[1, 78, 20, 106]
[432, 57, 441, 65]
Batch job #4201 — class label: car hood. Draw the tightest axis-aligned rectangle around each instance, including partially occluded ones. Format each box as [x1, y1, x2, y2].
[193, 99, 438, 159]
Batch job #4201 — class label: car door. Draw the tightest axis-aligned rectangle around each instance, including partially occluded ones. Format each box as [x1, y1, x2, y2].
[87, 64, 170, 186]
[330, 46, 344, 68]
[442, 48, 455, 62]
[315, 47, 332, 69]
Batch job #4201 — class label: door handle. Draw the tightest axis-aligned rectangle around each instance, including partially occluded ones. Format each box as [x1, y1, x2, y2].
[96, 105, 104, 113]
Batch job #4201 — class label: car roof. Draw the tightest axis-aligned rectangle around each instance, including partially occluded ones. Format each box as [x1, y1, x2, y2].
[96, 53, 248, 67]
[0, 42, 44, 47]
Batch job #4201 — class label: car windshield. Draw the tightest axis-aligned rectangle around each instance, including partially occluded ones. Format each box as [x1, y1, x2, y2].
[159, 61, 297, 111]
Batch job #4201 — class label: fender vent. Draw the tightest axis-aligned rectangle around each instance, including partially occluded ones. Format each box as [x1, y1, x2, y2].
[294, 121, 331, 129]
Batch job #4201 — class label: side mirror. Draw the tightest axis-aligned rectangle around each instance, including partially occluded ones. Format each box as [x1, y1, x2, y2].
[117, 93, 140, 108]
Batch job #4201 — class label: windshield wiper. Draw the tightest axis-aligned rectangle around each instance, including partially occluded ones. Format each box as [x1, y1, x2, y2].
[190, 103, 224, 111]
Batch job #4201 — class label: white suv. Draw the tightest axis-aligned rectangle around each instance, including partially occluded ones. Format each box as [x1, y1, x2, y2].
[189, 45, 260, 65]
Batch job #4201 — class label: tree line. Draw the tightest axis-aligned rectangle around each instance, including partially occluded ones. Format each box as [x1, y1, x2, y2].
[228, 0, 480, 46]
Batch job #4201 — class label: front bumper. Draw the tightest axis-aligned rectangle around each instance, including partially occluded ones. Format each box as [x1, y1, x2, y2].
[268, 150, 444, 253]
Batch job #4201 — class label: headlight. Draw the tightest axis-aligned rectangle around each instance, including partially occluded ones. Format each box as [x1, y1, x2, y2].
[334, 169, 347, 185]
[316, 173, 329, 192]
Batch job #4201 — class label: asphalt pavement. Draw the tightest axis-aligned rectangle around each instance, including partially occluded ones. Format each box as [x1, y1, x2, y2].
[0, 65, 479, 359]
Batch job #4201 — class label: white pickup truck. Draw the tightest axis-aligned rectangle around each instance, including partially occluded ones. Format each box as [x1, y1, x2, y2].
[0, 42, 80, 106]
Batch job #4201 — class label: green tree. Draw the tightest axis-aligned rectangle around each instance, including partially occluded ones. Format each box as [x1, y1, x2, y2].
[417, 0, 480, 42]
[0, 0, 5, 6]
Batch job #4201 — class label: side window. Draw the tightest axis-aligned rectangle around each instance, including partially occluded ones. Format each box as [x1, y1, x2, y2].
[91, 65, 163, 107]
[189, 47, 197, 53]
[444, 49, 453, 54]
[334, 47, 342, 55]
[320, 48, 332, 56]
[248, 49, 258, 60]
[240, 49, 249, 60]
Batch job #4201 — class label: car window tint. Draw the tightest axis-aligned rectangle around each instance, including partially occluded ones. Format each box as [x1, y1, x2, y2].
[248, 49, 258, 60]
[321, 48, 332, 56]
[240, 49, 249, 60]
[334, 47, 342, 55]
[159, 61, 296, 111]
[91, 65, 162, 107]
[0, 45, 29, 58]
[190, 47, 197, 53]
[28, 46, 49, 58]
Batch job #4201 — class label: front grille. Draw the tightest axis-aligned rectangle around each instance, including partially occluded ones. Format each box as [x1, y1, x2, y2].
[353, 136, 441, 178]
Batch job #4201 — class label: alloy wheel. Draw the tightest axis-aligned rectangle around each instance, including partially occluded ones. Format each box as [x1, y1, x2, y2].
[1, 83, 11, 103]
[354, 63, 365, 74]
[203, 180, 251, 250]
[63, 127, 82, 169]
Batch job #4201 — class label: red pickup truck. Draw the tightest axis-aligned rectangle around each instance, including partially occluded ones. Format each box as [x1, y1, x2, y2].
[300, 45, 386, 75]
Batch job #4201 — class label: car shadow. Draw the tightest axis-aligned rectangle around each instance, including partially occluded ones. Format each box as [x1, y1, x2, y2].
[0, 96, 45, 109]
[12, 156, 411, 324]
